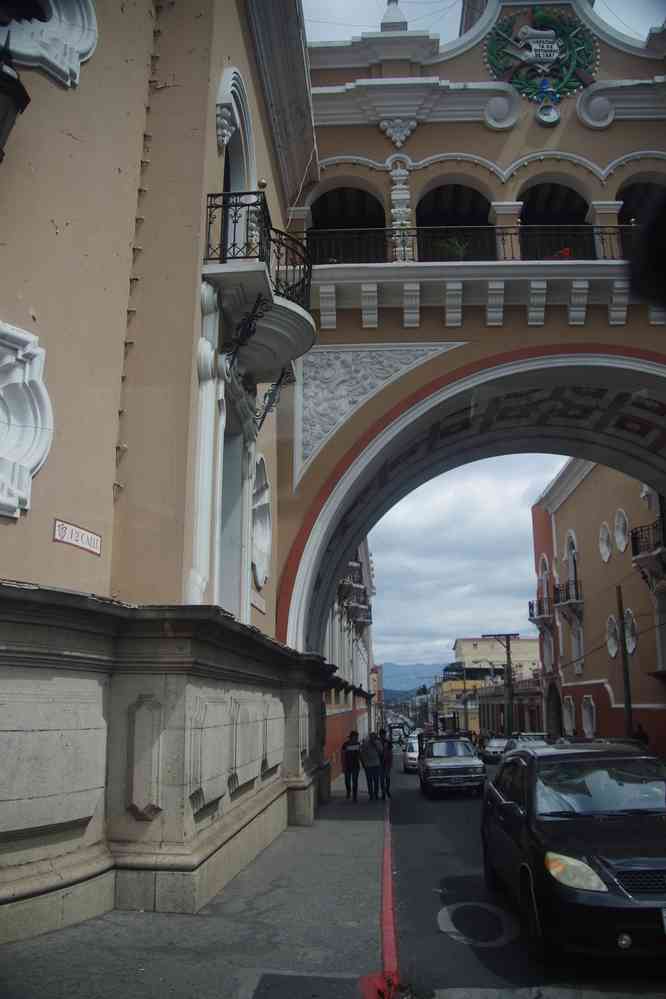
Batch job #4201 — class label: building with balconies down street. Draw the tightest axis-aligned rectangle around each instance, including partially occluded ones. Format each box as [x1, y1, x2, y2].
[531, 459, 666, 753]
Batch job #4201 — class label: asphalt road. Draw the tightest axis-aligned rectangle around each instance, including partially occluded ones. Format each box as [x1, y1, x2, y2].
[390, 765, 666, 997]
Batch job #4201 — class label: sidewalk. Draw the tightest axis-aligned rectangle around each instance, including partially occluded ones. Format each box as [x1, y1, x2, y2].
[0, 776, 385, 999]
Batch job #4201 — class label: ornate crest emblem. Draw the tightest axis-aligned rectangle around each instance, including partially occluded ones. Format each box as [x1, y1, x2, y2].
[485, 6, 599, 126]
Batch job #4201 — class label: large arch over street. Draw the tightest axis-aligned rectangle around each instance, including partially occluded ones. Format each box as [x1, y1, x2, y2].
[279, 346, 666, 653]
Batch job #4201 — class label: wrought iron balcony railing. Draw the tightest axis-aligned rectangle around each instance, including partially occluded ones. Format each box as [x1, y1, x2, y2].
[307, 225, 634, 266]
[528, 596, 552, 620]
[205, 190, 312, 309]
[631, 518, 665, 557]
[553, 579, 583, 605]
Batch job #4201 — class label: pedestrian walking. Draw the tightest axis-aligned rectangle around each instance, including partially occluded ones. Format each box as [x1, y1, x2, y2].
[360, 731, 382, 800]
[378, 728, 393, 799]
[341, 729, 361, 801]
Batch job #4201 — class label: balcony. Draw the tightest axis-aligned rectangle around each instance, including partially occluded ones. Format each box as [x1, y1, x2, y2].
[631, 518, 666, 589]
[528, 596, 553, 629]
[307, 225, 632, 265]
[203, 191, 315, 382]
[553, 579, 584, 625]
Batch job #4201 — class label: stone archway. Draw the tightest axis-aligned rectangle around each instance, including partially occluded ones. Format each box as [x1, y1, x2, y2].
[546, 682, 563, 738]
[279, 347, 666, 653]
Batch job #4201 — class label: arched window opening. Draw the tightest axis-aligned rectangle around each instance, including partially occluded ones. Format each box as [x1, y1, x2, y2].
[617, 181, 666, 259]
[308, 188, 386, 264]
[416, 184, 495, 261]
[563, 696, 576, 736]
[582, 695, 596, 737]
[520, 182, 594, 260]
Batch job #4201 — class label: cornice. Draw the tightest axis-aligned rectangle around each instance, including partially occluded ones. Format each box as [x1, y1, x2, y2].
[311, 259, 628, 286]
[534, 458, 596, 513]
[246, 0, 319, 207]
[316, 149, 666, 187]
[313, 78, 520, 131]
[577, 77, 666, 129]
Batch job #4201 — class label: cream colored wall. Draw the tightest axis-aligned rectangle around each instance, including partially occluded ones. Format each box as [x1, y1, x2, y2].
[0, 0, 152, 597]
[112, 0, 290, 606]
[553, 465, 660, 705]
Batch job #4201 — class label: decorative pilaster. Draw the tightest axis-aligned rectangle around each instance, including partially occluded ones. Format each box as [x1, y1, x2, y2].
[389, 159, 413, 262]
[586, 201, 624, 260]
[184, 283, 220, 604]
[490, 202, 522, 261]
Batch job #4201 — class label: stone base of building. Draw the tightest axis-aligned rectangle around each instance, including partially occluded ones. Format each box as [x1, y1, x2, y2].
[0, 584, 334, 944]
[114, 781, 288, 914]
[0, 870, 116, 946]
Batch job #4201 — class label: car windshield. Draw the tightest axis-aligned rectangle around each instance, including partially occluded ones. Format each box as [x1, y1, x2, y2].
[427, 741, 474, 758]
[407, 741, 418, 752]
[536, 758, 666, 816]
[487, 739, 506, 749]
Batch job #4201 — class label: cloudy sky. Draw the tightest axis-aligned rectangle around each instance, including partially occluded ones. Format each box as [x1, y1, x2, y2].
[302, 0, 664, 43]
[369, 454, 568, 672]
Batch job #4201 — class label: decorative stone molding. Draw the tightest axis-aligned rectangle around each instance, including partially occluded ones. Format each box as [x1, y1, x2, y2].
[228, 698, 262, 792]
[262, 695, 285, 773]
[609, 279, 630, 326]
[252, 454, 272, 590]
[578, 77, 666, 130]
[527, 280, 547, 326]
[222, 356, 258, 443]
[319, 283, 337, 329]
[403, 281, 420, 328]
[298, 693, 310, 761]
[568, 279, 589, 326]
[216, 68, 256, 182]
[187, 696, 229, 816]
[0, 322, 54, 519]
[0, 1, 97, 88]
[318, 149, 666, 189]
[361, 283, 378, 329]
[486, 280, 505, 326]
[127, 695, 163, 822]
[216, 105, 237, 150]
[314, 79, 520, 131]
[445, 281, 463, 328]
[380, 117, 416, 148]
[297, 342, 465, 476]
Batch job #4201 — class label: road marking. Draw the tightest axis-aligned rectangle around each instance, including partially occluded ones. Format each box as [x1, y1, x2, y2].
[437, 901, 521, 948]
[359, 800, 401, 998]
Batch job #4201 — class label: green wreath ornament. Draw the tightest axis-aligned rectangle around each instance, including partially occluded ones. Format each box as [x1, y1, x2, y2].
[485, 7, 599, 104]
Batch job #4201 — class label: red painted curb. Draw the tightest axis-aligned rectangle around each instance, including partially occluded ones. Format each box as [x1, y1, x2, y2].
[358, 801, 400, 998]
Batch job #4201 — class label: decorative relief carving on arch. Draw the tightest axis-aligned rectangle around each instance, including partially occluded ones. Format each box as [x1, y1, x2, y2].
[0, 322, 54, 519]
[295, 342, 465, 483]
[0, 1, 97, 88]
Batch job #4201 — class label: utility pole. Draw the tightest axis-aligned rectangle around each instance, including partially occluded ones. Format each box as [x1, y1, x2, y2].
[483, 633, 520, 736]
[616, 584, 634, 738]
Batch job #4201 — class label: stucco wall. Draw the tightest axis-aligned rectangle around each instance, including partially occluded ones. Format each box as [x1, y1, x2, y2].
[0, 0, 152, 596]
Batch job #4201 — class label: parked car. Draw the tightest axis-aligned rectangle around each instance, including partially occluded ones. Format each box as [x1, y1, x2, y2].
[481, 737, 508, 764]
[481, 741, 666, 958]
[502, 733, 549, 757]
[418, 736, 485, 796]
[403, 737, 420, 773]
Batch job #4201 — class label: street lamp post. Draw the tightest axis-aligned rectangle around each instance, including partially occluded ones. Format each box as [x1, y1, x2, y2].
[0, 39, 30, 163]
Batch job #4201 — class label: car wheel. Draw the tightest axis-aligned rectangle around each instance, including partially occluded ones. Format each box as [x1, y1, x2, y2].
[482, 839, 500, 891]
[520, 873, 549, 962]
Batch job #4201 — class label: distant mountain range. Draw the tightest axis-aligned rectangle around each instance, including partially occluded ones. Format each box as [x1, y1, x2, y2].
[380, 662, 452, 692]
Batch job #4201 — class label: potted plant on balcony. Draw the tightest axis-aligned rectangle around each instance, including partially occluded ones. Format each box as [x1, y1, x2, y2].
[439, 236, 470, 261]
